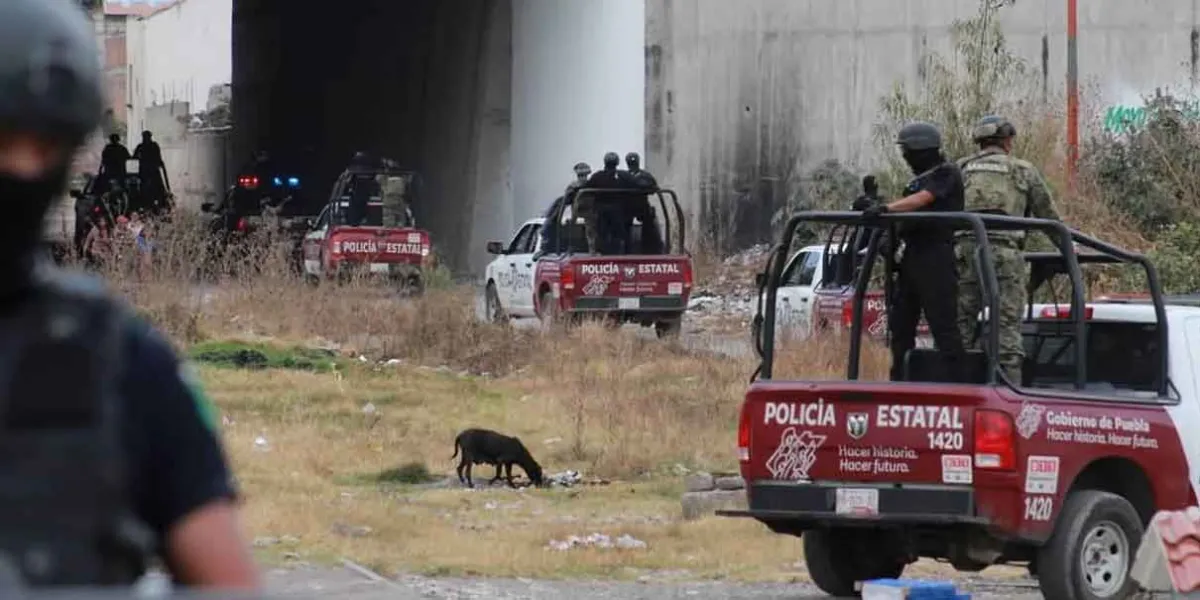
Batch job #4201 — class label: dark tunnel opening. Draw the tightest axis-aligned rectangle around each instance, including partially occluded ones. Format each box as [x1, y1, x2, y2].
[232, 0, 511, 272]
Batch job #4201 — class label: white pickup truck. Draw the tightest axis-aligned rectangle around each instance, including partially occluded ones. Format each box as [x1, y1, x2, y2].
[482, 217, 544, 321]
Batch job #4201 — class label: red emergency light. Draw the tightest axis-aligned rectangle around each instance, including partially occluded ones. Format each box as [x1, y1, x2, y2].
[237, 175, 260, 190]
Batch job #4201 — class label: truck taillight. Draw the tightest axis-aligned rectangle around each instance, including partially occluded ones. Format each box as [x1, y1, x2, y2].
[841, 299, 854, 329]
[562, 266, 576, 290]
[683, 262, 693, 289]
[235, 218, 247, 232]
[1039, 305, 1093, 320]
[737, 400, 751, 462]
[974, 410, 1016, 470]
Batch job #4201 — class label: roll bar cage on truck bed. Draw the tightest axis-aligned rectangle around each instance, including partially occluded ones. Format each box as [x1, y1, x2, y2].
[545, 187, 688, 256]
[752, 211, 1170, 395]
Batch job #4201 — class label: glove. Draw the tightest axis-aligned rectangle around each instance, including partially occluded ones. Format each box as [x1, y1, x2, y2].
[862, 204, 889, 220]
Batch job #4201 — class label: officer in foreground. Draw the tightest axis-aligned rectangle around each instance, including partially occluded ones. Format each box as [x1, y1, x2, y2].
[862, 122, 967, 382]
[0, 0, 259, 590]
[956, 115, 1062, 384]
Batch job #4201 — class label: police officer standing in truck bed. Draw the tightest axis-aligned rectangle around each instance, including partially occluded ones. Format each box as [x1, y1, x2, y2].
[862, 122, 967, 382]
[0, 0, 260, 591]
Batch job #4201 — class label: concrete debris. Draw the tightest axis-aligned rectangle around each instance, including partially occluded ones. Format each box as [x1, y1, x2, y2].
[684, 472, 715, 493]
[714, 475, 746, 490]
[680, 490, 747, 521]
[545, 533, 648, 551]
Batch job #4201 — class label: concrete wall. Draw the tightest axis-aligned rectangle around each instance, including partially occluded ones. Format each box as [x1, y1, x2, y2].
[511, 0, 647, 229]
[647, 0, 1200, 250]
[127, 0, 233, 135]
[161, 128, 234, 212]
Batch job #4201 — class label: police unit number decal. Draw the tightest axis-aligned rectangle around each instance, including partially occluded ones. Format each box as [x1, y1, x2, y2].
[1024, 496, 1054, 522]
[927, 431, 964, 451]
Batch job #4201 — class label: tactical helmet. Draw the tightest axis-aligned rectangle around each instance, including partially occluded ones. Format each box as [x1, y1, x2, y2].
[573, 162, 591, 174]
[972, 115, 1017, 143]
[625, 152, 641, 168]
[0, 0, 105, 144]
[896, 122, 943, 151]
[603, 152, 620, 169]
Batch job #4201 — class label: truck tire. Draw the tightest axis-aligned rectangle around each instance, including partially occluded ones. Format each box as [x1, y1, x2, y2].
[654, 317, 682, 340]
[1035, 490, 1142, 600]
[485, 283, 508, 324]
[803, 528, 905, 597]
[538, 291, 559, 329]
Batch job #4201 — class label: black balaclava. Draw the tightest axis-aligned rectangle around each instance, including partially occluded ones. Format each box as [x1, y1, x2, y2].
[625, 152, 641, 173]
[902, 148, 945, 175]
[0, 159, 71, 299]
[602, 152, 620, 172]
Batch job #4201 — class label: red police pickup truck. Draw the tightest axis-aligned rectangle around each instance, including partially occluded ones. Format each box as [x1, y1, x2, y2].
[727, 210, 1200, 600]
[485, 187, 692, 338]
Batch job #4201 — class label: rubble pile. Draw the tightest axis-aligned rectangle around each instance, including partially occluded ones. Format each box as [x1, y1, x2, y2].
[686, 244, 771, 333]
[545, 532, 648, 552]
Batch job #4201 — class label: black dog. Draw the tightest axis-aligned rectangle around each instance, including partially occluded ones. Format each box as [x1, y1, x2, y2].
[451, 428, 544, 488]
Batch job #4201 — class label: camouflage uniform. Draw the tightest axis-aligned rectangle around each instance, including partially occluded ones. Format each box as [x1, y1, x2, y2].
[955, 137, 1061, 383]
[377, 174, 410, 227]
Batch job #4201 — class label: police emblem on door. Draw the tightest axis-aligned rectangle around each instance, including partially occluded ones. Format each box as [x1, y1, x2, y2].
[847, 413, 869, 440]
[624, 266, 637, 278]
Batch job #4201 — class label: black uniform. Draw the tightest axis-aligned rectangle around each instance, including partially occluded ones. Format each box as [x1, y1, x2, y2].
[0, 0, 242, 588]
[888, 163, 967, 382]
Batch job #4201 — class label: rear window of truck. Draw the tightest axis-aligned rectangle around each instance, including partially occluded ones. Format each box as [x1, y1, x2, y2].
[1023, 320, 1161, 396]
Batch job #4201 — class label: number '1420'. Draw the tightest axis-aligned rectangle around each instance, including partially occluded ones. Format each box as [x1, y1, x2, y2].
[927, 431, 963, 450]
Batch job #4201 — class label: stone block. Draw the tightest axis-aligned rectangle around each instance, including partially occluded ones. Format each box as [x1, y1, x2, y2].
[681, 490, 747, 521]
[714, 475, 745, 490]
[684, 472, 715, 492]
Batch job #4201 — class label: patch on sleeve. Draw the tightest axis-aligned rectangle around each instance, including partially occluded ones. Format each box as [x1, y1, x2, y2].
[180, 362, 220, 433]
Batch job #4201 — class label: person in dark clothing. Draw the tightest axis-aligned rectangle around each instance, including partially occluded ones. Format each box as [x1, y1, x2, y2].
[621, 152, 663, 253]
[862, 122, 967, 383]
[579, 153, 628, 253]
[0, 0, 259, 590]
[100, 134, 130, 182]
[852, 175, 881, 211]
[133, 130, 168, 201]
[624, 152, 657, 189]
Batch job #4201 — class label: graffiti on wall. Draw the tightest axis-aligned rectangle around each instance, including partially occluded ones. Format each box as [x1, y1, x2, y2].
[1103, 101, 1200, 134]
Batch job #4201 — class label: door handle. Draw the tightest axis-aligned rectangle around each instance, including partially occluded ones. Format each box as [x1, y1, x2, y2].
[800, 298, 809, 302]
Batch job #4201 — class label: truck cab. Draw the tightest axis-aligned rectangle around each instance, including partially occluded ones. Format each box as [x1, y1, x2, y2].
[483, 217, 546, 320]
[725, 210, 1197, 600]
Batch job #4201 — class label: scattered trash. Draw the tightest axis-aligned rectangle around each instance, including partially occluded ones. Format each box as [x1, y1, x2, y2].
[548, 470, 581, 487]
[361, 402, 377, 415]
[546, 532, 648, 551]
[383, 358, 402, 366]
[542, 437, 562, 446]
[253, 435, 270, 452]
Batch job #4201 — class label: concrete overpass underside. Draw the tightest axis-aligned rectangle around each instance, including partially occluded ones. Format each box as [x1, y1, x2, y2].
[231, 0, 513, 272]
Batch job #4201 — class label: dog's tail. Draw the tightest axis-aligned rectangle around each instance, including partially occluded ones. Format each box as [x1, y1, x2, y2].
[450, 438, 460, 460]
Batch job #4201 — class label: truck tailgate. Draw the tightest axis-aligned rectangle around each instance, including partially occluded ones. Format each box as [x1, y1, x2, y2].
[569, 255, 692, 298]
[328, 227, 430, 265]
[740, 381, 1000, 488]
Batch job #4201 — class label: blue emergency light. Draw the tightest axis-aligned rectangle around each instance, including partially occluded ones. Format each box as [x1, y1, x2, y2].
[287, 176, 300, 187]
[272, 176, 282, 186]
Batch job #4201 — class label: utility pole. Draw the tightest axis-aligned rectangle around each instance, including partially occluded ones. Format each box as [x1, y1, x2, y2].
[1066, 0, 1079, 192]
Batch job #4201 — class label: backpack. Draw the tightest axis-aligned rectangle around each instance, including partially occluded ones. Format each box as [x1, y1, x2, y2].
[0, 268, 152, 588]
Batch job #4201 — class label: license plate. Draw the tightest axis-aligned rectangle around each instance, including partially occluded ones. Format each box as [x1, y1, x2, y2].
[618, 297, 639, 310]
[835, 488, 879, 516]
[369, 263, 391, 274]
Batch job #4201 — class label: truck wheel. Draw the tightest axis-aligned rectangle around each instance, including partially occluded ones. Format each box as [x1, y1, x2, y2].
[538, 291, 559, 329]
[654, 318, 682, 340]
[485, 283, 508, 324]
[803, 528, 905, 597]
[1035, 490, 1142, 600]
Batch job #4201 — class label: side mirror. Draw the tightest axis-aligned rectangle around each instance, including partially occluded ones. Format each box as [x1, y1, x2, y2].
[200, 202, 214, 213]
[486, 241, 505, 255]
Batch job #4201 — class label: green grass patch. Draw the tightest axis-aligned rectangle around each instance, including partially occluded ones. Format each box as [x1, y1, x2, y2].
[189, 340, 342, 372]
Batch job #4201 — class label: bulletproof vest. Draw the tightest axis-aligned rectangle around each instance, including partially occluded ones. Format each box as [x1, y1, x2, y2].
[0, 270, 151, 588]
[958, 149, 1026, 245]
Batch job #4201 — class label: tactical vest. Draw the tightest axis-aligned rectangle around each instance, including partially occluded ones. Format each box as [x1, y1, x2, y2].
[958, 149, 1027, 246]
[0, 269, 152, 588]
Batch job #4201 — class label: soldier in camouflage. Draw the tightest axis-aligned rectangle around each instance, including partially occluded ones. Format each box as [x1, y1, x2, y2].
[955, 115, 1062, 384]
[377, 173, 411, 227]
